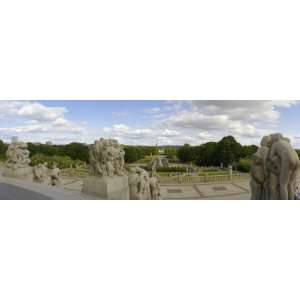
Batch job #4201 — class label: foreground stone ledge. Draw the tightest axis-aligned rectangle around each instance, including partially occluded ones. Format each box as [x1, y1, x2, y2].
[0, 175, 99, 200]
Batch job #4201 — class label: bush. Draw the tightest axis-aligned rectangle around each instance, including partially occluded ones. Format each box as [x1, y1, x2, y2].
[198, 171, 229, 176]
[143, 166, 187, 173]
[236, 158, 251, 173]
[199, 167, 220, 172]
[30, 154, 76, 169]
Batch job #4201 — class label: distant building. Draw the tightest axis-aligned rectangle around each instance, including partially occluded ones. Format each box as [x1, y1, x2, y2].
[46, 141, 53, 145]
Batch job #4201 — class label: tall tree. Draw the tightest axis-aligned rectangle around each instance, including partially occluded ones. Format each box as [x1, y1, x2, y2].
[0, 139, 8, 159]
[216, 136, 243, 166]
[177, 144, 195, 162]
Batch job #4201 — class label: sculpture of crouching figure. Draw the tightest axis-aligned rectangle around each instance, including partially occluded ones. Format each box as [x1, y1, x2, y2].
[33, 163, 48, 184]
[50, 163, 61, 186]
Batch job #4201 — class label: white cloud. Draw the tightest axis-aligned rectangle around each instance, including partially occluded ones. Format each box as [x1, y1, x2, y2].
[160, 100, 297, 144]
[0, 101, 85, 144]
[17, 102, 67, 121]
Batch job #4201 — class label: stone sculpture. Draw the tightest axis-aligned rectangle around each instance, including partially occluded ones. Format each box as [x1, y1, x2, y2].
[82, 138, 129, 199]
[149, 172, 161, 200]
[50, 163, 61, 186]
[2, 140, 32, 178]
[89, 138, 125, 177]
[250, 133, 300, 200]
[147, 156, 169, 169]
[33, 163, 48, 184]
[128, 166, 161, 200]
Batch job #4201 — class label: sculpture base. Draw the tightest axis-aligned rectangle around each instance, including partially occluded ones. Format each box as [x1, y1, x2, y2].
[82, 176, 129, 199]
[2, 166, 32, 179]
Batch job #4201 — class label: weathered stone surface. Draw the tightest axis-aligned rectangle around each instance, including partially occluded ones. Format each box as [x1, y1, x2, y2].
[89, 138, 125, 177]
[33, 163, 48, 184]
[82, 176, 129, 199]
[50, 163, 61, 186]
[2, 140, 32, 179]
[83, 138, 128, 198]
[250, 133, 300, 200]
[128, 166, 161, 200]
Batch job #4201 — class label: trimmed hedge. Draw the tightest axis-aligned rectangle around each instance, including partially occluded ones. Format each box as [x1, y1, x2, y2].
[30, 154, 79, 169]
[236, 158, 251, 173]
[144, 166, 187, 173]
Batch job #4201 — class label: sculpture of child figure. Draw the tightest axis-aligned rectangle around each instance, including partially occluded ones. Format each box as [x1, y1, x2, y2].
[50, 163, 61, 186]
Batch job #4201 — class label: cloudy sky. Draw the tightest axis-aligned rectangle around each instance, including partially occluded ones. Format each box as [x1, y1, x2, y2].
[0, 100, 299, 147]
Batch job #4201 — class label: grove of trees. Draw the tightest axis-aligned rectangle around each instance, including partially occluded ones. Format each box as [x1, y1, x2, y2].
[123, 146, 158, 163]
[177, 136, 259, 171]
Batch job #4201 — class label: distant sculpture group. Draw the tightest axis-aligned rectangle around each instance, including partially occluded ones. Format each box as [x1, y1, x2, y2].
[89, 138, 125, 177]
[250, 133, 300, 200]
[147, 156, 169, 169]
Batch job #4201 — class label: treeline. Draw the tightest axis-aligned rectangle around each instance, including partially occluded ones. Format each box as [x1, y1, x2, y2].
[28, 143, 90, 163]
[123, 146, 158, 163]
[177, 136, 259, 168]
[0, 140, 8, 159]
[1, 137, 300, 170]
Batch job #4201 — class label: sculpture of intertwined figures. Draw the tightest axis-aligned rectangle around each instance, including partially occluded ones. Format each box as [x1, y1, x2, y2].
[128, 166, 161, 200]
[89, 138, 125, 177]
[5, 141, 31, 170]
[33, 163, 48, 184]
[250, 133, 300, 200]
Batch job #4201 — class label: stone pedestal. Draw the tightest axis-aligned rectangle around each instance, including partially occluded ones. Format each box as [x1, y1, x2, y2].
[2, 166, 32, 179]
[82, 176, 129, 199]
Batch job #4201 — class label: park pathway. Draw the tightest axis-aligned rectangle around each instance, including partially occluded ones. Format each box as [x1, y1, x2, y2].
[0, 183, 52, 200]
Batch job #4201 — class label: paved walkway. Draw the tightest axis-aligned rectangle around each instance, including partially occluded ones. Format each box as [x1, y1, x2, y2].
[160, 180, 251, 199]
[0, 172, 251, 200]
[0, 183, 52, 200]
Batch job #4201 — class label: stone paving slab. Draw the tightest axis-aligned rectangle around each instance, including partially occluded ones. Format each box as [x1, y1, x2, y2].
[160, 180, 250, 199]
[195, 182, 246, 198]
[160, 185, 201, 199]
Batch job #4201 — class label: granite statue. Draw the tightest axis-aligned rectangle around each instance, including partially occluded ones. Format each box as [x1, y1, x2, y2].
[128, 166, 161, 200]
[50, 163, 61, 186]
[250, 133, 300, 200]
[82, 138, 129, 199]
[89, 138, 125, 177]
[2, 140, 32, 178]
[33, 163, 48, 184]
